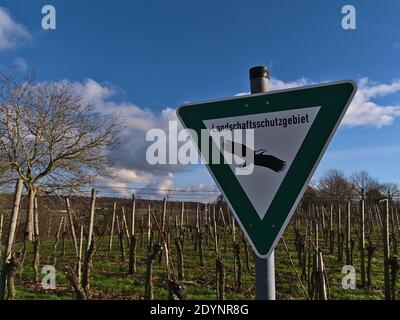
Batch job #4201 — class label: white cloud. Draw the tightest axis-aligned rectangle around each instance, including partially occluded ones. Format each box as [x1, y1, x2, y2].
[109, 168, 152, 184]
[0, 7, 31, 50]
[72, 78, 117, 104]
[51, 76, 400, 195]
[235, 77, 309, 96]
[99, 180, 131, 197]
[269, 77, 310, 91]
[64, 78, 183, 193]
[154, 175, 174, 194]
[238, 77, 400, 128]
[343, 78, 400, 127]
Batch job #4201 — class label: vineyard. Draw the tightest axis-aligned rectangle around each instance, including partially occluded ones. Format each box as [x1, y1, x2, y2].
[0, 183, 399, 300]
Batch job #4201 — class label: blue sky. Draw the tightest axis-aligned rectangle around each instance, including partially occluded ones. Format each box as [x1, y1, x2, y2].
[1, 0, 400, 196]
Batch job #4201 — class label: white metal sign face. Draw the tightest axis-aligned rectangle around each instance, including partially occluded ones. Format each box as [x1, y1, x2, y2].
[203, 106, 320, 220]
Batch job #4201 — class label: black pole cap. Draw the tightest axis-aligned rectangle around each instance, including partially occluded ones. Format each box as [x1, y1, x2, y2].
[249, 66, 270, 80]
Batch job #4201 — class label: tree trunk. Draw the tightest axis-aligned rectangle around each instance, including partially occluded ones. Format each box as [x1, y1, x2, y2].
[175, 236, 184, 281]
[82, 240, 96, 291]
[145, 243, 162, 300]
[24, 187, 35, 242]
[216, 256, 225, 300]
[242, 236, 250, 272]
[233, 242, 242, 289]
[366, 242, 375, 289]
[168, 278, 187, 300]
[66, 266, 87, 300]
[116, 217, 125, 264]
[389, 256, 399, 300]
[20, 186, 36, 269]
[6, 253, 22, 300]
[0, 178, 23, 301]
[198, 231, 205, 267]
[128, 235, 137, 275]
[32, 196, 40, 282]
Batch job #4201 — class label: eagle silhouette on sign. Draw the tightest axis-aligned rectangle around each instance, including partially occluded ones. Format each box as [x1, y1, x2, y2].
[222, 140, 286, 173]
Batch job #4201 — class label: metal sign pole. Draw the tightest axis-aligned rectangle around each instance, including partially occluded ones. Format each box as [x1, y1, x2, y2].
[249, 66, 276, 300]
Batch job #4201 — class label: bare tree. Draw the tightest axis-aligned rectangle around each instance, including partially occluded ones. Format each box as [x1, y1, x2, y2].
[381, 183, 400, 202]
[318, 169, 353, 201]
[0, 68, 121, 290]
[350, 171, 380, 200]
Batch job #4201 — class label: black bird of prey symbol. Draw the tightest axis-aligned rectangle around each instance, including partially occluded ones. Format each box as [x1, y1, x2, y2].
[222, 140, 286, 173]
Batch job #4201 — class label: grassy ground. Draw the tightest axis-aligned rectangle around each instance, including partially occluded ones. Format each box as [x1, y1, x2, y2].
[10, 223, 398, 300]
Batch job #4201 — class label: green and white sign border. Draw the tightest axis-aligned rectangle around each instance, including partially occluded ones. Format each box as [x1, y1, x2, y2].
[177, 80, 357, 258]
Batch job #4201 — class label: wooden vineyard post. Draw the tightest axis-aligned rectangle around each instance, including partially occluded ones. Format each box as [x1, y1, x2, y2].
[232, 216, 237, 286]
[109, 202, 117, 252]
[0, 213, 3, 262]
[194, 203, 200, 251]
[128, 194, 137, 275]
[147, 205, 152, 248]
[317, 252, 328, 300]
[158, 198, 167, 264]
[140, 216, 144, 248]
[360, 198, 366, 288]
[395, 207, 400, 240]
[198, 204, 205, 267]
[175, 202, 185, 281]
[87, 188, 96, 252]
[121, 207, 131, 246]
[329, 204, 334, 255]
[346, 201, 351, 265]
[47, 212, 52, 240]
[180, 202, 185, 235]
[65, 197, 79, 260]
[78, 225, 84, 283]
[214, 206, 225, 300]
[337, 204, 342, 262]
[116, 216, 125, 263]
[53, 216, 64, 267]
[162, 198, 167, 233]
[381, 199, 391, 300]
[61, 215, 67, 256]
[321, 206, 327, 244]
[389, 206, 398, 256]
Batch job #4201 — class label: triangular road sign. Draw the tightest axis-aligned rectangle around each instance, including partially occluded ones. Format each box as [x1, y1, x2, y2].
[177, 81, 357, 258]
